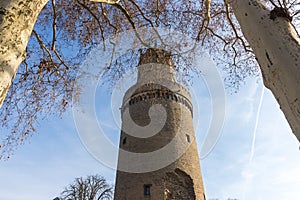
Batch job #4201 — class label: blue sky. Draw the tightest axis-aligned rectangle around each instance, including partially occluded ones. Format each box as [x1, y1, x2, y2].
[1, 64, 300, 200]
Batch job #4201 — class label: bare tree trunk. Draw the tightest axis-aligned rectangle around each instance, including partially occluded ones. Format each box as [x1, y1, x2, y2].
[0, 0, 48, 107]
[231, 0, 300, 141]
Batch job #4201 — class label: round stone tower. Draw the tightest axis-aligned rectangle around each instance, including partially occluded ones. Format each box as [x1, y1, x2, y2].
[114, 49, 205, 200]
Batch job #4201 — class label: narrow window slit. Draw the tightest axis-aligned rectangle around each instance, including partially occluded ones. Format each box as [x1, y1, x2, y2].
[122, 137, 127, 145]
[186, 134, 191, 143]
[144, 184, 151, 196]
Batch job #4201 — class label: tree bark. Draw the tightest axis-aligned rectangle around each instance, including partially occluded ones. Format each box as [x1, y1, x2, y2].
[0, 0, 48, 107]
[231, 0, 300, 141]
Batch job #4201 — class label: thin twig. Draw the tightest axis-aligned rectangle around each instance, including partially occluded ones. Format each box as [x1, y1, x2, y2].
[77, 0, 106, 48]
[100, 3, 118, 32]
[269, 0, 279, 7]
[100, 1, 152, 48]
[51, 0, 57, 50]
[32, 30, 66, 79]
[277, 0, 283, 8]
[224, 0, 252, 52]
[32, 30, 53, 61]
[127, 0, 166, 46]
[54, 50, 70, 70]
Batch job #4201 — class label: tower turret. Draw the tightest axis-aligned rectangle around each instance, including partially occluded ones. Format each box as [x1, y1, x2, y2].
[114, 48, 205, 200]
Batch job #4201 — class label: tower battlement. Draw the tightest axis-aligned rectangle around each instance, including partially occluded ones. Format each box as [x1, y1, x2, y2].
[121, 84, 193, 116]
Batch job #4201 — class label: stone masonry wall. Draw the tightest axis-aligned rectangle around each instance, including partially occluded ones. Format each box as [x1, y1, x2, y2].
[114, 49, 205, 200]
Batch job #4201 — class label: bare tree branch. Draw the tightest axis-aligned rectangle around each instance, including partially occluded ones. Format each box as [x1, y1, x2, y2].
[51, 0, 57, 50]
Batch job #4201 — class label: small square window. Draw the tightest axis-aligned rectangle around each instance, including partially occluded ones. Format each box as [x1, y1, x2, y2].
[144, 184, 151, 196]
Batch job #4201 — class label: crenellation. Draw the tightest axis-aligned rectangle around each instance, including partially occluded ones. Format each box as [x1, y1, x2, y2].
[124, 85, 193, 116]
